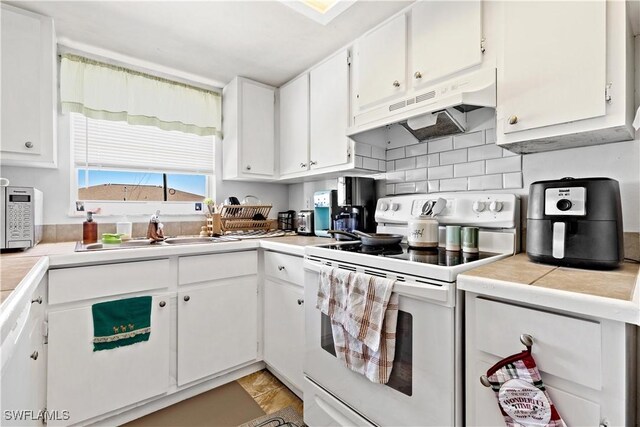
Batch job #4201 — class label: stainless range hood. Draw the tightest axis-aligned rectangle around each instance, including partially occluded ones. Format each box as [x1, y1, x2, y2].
[348, 68, 496, 141]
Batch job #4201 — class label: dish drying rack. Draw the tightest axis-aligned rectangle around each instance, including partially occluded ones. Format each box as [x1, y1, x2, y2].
[206, 205, 276, 235]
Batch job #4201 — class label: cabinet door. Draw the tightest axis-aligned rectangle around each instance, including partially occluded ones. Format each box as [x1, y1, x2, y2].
[263, 279, 304, 391]
[1, 5, 56, 167]
[354, 14, 406, 112]
[501, 1, 606, 134]
[177, 278, 258, 386]
[279, 74, 309, 176]
[410, 0, 482, 88]
[47, 294, 171, 426]
[309, 51, 351, 171]
[241, 80, 275, 176]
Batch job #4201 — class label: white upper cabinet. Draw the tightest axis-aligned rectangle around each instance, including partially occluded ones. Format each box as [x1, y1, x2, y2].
[279, 74, 310, 177]
[410, 0, 482, 88]
[353, 14, 407, 113]
[223, 77, 276, 180]
[497, 0, 634, 153]
[309, 50, 352, 171]
[1, 5, 57, 168]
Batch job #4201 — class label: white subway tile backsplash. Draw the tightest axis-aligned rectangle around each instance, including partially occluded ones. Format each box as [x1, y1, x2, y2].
[502, 148, 519, 157]
[416, 155, 428, 168]
[372, 146, 386, 160]
[363, 157, 379, 170]
[427, 137, 453, 153]
[386, 160, 395, 171]
[395, 182, 416, 194]
[428, 180, 440, 192]
[405, 168, 427, 181]
[415, 180, 428, 193]
[387, 147, 405, 160]
[453, 131, 484, 149]
[356, 142, 372, 157]
[354, 155, 363, 168]
[386, 184, 395, 195]
[468, 174, 503, 190]
[386, 171, 406, 183]
[503, 172, 523, 189]
[406, 143, 428, 157]
[485, 128, 496, 144]
[378, 160, 386, 172]
[395, 157, 416, 171]
[468, 144, 503, 161]
[454, 160, 485, 177]
[440, 149, 468, 165]
[486, 156, 522, 174]
[440, 177, 468, 192]
[428, 165, 453, 179]
[427, 153, 440, 167]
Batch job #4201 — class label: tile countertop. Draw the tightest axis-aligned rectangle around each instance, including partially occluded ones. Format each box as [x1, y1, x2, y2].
[458, 253, 640, 325]
[0, 236, 335, 305]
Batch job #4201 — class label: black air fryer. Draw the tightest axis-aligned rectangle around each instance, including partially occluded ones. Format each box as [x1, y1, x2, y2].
[527, 177, 624, 269]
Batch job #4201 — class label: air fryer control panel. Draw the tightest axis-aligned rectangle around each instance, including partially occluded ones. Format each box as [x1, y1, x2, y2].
[544, 187, 586, 216]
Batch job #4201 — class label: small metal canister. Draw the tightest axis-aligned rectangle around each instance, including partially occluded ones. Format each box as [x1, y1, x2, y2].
[445, 225, 461, 251]
[461, 226, 479, 253]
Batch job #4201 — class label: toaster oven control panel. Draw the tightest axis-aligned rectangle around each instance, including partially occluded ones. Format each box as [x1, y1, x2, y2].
[544, 187, 586, 216]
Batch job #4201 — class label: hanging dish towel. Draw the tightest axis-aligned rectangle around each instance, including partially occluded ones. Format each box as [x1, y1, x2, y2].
[485, 349, 566, 427]
[317, 266, 398, 384]
[92, 296, 152, 351]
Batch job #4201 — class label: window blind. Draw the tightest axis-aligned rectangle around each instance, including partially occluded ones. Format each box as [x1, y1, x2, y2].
[72, 113, 214, 174]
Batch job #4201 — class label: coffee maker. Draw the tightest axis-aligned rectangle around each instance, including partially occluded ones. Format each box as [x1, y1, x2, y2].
[313, 190, 338, 238]
[335, 177, 376, 233]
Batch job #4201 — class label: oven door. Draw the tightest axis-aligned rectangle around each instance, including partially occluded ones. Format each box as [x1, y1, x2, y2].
[303, 258, 457, 426]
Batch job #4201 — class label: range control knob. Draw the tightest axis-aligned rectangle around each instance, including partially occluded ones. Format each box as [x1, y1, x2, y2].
[489, 201, 503, 213]
[390, 203, 400, 211]
[556, 199, 572, 211]
[472, 201, 486, 213]
[378, 202, 389, 211]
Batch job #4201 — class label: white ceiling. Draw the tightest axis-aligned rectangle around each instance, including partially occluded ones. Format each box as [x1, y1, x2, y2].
[8, 0, 413, 88]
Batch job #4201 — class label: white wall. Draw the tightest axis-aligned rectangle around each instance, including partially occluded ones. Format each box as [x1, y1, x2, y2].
[1, 112, 289, 224]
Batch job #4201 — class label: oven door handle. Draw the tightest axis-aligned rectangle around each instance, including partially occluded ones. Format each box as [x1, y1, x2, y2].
[304, 258, 453, 305]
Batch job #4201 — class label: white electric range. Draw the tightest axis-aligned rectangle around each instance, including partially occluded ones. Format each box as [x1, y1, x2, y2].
[303, 192, 520, 427]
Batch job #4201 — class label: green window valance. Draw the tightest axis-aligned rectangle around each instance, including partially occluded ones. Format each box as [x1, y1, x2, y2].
[60, 54, 221, 137]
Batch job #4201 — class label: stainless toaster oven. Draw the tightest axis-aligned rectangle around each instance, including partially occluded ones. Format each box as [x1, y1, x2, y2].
[1, 186, 43, 249]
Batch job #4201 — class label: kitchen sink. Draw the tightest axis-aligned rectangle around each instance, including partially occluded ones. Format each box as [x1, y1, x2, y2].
[74, 236, 241, 252]
[76, 239, 156, 251]
[163, 236, 239, 244]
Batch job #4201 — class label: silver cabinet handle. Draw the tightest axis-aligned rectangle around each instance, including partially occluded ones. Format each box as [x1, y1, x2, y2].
[309, 160, 317, 166]
[31, 296, 43, 304]
[508, 115, 518, 125]
[300, 163, 307, 168]
[520, 333, 533, 348]
[392, 80, 400, 87]
[245, 165, 252, 171]
[159, 301, 166, 308]
[480, 375, 491, 387]
[25, 141, 33, 149]
[278, 265, 285, 271]
[30, 351, 39, 360]
[297, 299, 304, 305]
[414, 71, 422, 79]
[183, 295, 190, 302]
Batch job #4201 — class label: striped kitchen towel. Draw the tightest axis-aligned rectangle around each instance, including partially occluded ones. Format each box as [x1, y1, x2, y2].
[485, 349, 566, 427]
[317, 266, 398, 384]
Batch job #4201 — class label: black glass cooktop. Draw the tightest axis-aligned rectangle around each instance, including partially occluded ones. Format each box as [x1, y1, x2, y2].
[322, 243, 500, 266]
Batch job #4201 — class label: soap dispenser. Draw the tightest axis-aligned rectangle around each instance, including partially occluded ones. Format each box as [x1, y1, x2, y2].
[83, 211, 98, 243]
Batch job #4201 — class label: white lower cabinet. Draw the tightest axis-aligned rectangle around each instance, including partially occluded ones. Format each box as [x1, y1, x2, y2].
[46, 293, 172, 426]
[465, 293, 635, 427]
[263, 251, 305, 394]
[177, 278, 258, 386]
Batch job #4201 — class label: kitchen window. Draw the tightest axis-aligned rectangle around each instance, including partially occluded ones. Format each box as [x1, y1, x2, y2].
[71, 112, 213, 216]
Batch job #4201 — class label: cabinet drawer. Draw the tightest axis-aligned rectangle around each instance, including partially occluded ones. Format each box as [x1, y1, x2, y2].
[264, 251, 303, 285]
[475, 298, 602, 390]
[179, 251, 257, 285]
[49, 259, 171, 305]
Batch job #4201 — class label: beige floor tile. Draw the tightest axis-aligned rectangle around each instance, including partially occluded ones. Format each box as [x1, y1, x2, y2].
[237, 370, 283, 398]
[253, 386, 302, 415]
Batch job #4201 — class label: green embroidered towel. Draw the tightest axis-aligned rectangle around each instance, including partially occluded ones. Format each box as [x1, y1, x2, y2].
[92, 296, 152, 351]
